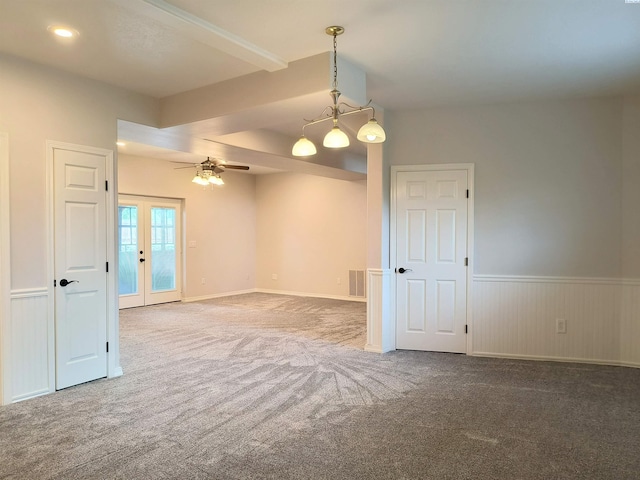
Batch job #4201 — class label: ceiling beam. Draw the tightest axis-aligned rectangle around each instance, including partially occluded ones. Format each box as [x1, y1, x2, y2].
[114, 0, 288, 72]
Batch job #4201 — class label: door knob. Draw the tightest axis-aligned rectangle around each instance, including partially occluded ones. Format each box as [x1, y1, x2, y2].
[397, 268, 413, 274]
[139, 258, 145, 263]
[59, 278, 78, 287]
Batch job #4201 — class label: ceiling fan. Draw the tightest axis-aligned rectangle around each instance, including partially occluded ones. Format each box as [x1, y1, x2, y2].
[175, 157, 249, 186]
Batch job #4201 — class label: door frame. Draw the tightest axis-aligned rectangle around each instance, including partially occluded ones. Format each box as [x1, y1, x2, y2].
[0, 132, 10, 404]
[390, 163, 475, 354]
[46, 141, 122, 390]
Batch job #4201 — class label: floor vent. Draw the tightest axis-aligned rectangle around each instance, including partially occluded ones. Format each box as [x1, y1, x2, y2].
[349, 270, 366, 298]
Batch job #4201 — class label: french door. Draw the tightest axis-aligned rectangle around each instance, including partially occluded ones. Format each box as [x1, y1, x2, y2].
[118, 195, 182, 308]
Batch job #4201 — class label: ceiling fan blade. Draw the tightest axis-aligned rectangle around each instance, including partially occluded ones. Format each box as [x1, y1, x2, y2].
[173, 165, 197, 169]
[222, 165, 250, 170]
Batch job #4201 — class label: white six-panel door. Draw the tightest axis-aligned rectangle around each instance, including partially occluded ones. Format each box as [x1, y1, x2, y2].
[54, 147, 108, 389]
[395, 167, 469, 353]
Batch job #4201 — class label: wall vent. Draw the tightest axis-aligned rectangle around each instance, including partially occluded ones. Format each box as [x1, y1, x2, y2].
[349, 270, 366, 298]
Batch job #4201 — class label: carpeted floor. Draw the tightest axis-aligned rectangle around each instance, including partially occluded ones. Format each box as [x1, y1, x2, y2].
[0, 293, 639, 479]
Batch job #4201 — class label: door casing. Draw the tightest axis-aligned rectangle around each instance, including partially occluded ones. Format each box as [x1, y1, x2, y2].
[390, 163, 474, 354]
[0, 132, 10, 405]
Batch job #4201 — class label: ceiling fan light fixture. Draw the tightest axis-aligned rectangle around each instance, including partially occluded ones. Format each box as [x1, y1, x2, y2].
[292, 135, 317, 156]
[356, 118, 386, 143]
[185, 157, 248, 187]
[323, 125, 350, 148]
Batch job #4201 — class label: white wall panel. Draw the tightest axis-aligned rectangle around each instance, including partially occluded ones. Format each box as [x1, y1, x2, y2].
[472, 276, 638, 367]
[365, 269, 394, 353]
[9, 289, 53, 402]
[620, 282, 640, 366]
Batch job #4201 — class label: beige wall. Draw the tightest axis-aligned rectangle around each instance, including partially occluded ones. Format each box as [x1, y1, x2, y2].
[117, 155, 257, 298]
[387, 96, 627, 278]
[256, 173, 367, 297]
[0, 53, 159, 290]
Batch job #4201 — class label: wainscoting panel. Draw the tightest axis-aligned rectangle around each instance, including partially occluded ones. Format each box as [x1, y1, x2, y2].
[473, 276, 639, 367]
[365, 269, 394, 353]
[10, 288, 53, 402]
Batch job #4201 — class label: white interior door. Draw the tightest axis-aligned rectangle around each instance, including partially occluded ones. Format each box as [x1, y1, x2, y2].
[394, 168, 469, 353]
[54, 147, 108, 390]
[118, 195, 182, 308]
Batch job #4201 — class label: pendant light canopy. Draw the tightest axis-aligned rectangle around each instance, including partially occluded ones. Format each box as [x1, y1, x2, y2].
[292, 26, 386, 157]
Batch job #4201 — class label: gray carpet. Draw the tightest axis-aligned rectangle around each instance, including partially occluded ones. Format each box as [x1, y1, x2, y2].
[1, 293, 639, 479]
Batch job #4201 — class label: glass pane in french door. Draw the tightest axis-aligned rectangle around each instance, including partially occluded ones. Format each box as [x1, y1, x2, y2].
[150, 207, 176, 292]
[118, 205, 138, 295]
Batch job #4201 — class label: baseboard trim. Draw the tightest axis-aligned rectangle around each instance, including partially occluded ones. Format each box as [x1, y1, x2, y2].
[182, 289, 257, 303]
[364, 345, 384, 353]
[255, 288, 366, 303]
[471, 351, 640, 369]
[182, 289, 364, 303]
[12, 387, 51, 403]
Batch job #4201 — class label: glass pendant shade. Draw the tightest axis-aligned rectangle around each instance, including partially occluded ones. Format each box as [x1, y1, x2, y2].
[356, 118, 386, 144]
[292, 136, 317, 156]
[192, 175, 209, 186]
[323, 126, 350, 148]
[209, 175, 224, 186]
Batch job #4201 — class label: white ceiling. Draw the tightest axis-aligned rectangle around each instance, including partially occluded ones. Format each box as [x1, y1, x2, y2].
[2, 0, 640, 175]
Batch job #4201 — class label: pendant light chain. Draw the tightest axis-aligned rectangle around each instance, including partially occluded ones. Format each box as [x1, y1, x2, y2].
[332, 31, 338, 90]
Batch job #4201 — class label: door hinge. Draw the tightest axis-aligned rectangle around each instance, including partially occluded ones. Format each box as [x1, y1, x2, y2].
[53, 279, 57, 287]
[465, 257, 468, 266]
[106, 261, 109, 273]
[105, 180, 108, 192]
[466, 189, 469, 198]
[106, 342, 109, 353]
[465, 325, 468, 334]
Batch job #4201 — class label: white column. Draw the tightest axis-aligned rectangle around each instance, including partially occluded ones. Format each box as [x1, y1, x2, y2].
[365, 137, 395, 352]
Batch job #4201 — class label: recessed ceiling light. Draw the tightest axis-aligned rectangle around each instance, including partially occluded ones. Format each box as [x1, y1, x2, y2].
[47, 25, 79, 39]
[116, 141, 126, 147]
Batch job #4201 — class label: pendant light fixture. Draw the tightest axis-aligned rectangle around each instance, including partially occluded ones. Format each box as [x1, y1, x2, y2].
[292, 26, 386, 157]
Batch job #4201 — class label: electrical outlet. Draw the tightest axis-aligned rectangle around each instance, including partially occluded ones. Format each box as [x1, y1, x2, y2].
[556, 318, 567, 334]
[201, 277, 206, 285]
[188, 240, 197, 248]
[271, 273, 278, 280]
